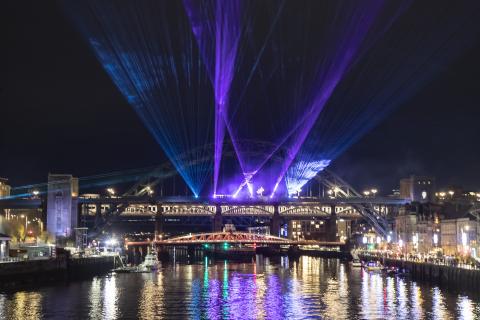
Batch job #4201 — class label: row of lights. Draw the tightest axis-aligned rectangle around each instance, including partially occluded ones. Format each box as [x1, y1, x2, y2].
[363, 188, 378, 197]
[106, 186, 155, 197]
[327, 187, 378, 197]
[436, 190, 480, 199]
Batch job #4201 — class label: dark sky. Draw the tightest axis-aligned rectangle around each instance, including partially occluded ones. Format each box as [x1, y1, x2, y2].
[2, 1, 480, 193]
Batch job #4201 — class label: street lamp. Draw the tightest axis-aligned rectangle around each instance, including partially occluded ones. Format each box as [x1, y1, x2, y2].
[448, 190, 454, 197]
[363, 190, 371, 197]
[371, 189, 378, 197]
[32, 190, 40, 197]
[106, 188, 115, 196]
[146, 186, 154, 195]
[20, 214, 28, 240]
[412, 233, 418, 252]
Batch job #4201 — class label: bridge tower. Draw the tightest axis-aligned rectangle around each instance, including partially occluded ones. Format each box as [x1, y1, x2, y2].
[46, 174, 79, 242]
[270, 206, 282, 237]
[155, 212, 164, 237]
[326, 205, 337, 242]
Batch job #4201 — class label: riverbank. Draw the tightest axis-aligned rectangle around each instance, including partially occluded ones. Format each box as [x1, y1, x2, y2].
[0, 255, 118, 288]
[360, 253, 480, 291]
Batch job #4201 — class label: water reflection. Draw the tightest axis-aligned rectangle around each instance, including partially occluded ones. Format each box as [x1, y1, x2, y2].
[87, 275, 119, 320]
[0, 291, 42, 320]
[457, 295, 475, 320]
[139, 272, 164, 319]
[0, 256, 478, 319]
[431, 286, 452, 319]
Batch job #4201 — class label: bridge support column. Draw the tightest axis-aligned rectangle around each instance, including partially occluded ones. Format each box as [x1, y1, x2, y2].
[155, 213, 164, 238]
[326, 205, 337, 242]
[270, 206, 281, 237]
[212, 205, 223, 232]
[95, 203, 103, 228]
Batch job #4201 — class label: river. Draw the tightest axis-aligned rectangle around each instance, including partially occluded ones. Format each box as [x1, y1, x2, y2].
[0, 256, 479, 319]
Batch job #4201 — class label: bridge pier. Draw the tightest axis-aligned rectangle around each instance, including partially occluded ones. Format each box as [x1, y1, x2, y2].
[155, 213, 164, 237]
[95, 204, 103, 228]
[270, 207, 281, 237]
[212, 205, 223, 232]
[326, 205, 337, 242]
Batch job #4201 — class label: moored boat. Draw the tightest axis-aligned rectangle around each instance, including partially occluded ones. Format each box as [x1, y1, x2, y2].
[364, 260, 383, 271]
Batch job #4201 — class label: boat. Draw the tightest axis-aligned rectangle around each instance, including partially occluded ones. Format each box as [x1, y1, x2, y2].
[113, 253, 138, 273]
[114, 247, 160, 273]
[137, 250, 160, 272]
[114, 266, 137, 273]
[364, 260, 383, 271]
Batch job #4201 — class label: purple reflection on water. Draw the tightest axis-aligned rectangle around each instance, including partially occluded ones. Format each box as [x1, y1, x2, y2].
[265, 274, 285, 319]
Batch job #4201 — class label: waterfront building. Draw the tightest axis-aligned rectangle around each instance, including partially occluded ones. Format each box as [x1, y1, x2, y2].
[441, 214, 479, 257]
[288, 218, 341, 242]
[394, 206, 418, 252]
[416, 208, 441, 254]
[290, 219, 327, 241]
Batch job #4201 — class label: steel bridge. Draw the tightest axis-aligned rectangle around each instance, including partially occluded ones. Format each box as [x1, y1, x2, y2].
[0, 142, 410, 238]
[0, 169, 408, 238]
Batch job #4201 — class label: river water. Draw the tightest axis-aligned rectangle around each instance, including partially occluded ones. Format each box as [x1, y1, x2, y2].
[0, 256, 479, 319]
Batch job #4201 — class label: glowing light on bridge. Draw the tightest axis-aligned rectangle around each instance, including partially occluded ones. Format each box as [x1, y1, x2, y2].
[285, 160, 330, 197]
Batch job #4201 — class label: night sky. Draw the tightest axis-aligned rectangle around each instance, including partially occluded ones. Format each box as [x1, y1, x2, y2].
[2, 1, 480, 193]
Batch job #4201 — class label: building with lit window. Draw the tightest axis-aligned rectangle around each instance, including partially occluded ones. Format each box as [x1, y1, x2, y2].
[289, 220, 326, 240]
[394, 206, 418, 252]
[440, 213, 479, 257]
[288, 218, 343, 242]
[399, 175, 435, 202]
